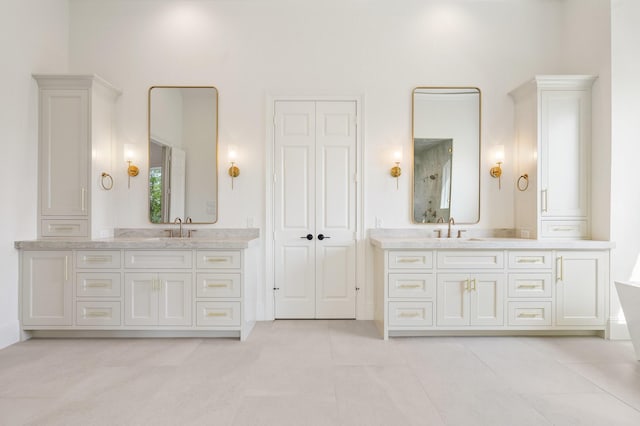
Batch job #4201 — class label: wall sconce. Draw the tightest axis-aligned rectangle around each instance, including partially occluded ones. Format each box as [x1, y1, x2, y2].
[489, 144, 504, 189]
[390, 149, 402, 189]
[124, 144, 139, 189]
[228, 146, 240, 189]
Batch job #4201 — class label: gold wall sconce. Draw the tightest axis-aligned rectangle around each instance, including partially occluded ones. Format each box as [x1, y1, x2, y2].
[489, 145, 504, 190]
[228, 146, 240, 189]
[124, 144, 139, 189]
[390, 149, 402, 189]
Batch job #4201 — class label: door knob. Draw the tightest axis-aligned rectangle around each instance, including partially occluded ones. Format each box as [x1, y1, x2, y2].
[300, 234, 313, 240]
[317, 234, 330, 240]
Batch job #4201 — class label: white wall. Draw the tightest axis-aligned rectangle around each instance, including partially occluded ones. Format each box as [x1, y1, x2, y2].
[66, 0, 612, 319]
[0, 0, 69, 349]
[611, 0, 640, 338]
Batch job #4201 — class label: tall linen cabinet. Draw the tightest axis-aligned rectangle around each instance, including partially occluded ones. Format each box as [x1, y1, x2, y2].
[34, 75, 121, 239]
[510, 75, 596, 239]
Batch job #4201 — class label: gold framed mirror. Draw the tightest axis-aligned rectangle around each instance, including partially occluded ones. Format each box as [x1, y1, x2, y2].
[148, 86, 218, 224]
[412, 87, 481, 224]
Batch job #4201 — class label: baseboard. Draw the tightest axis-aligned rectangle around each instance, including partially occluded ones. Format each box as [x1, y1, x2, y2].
[608, 318, 631, 340]
[0, 320, 20, 350]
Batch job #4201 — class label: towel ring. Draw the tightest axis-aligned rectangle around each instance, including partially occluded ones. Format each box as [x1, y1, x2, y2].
[100, 172, 114, 190]
[517, 174, 529, 192]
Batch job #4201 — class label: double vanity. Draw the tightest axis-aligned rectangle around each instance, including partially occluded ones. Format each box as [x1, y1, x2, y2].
[15, 229, 259, 341]
[371, 230, 612, 339]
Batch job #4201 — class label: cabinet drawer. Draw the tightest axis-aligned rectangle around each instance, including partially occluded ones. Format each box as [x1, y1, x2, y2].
[437, 251, 504, 269]
[508, 251, 552, 269]
[76, 250, 121, 269]
[507, 301, 552, 326]
[388, 251, 433, 269]
[541, 220, 587, 238]
[76, 301, 121, 326]
[508, 273, 552, 298]
[388, 301, 433, 327]
[196, 301, 241, 326]
[388, 274, 435, 299]
[76, 273, 121, 297]
[196, 273, 241, 298]
[41, 219, 88, 238]
[124, 250, 192, 269]
[196, 251, 241, 269]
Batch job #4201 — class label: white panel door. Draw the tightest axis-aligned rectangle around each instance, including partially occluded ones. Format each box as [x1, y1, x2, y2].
[274, 101, 317, 318]
[556, 251, 607, 326]
[470, 274, 504, 326]
[540, 90, 589, 218]
[274, 100, 357, 319]
[315, 102, 356, 318]
[124, 273, 158, 325]
[158, 273, 192, 326]
[21, 251, 73, 326]
[436, 274, 470, 326]
[169, 147, 186, 221]
[40, 89, 89, 217]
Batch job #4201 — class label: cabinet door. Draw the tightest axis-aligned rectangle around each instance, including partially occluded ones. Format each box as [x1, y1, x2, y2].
[21, 251, 72, 326]
[158, 273, 192, 326]
[39, 89, 89, 217]
[539, 90, 589, 218]
[470, 274, 504, 326]
[124, 273, 158, 325]
[436, 274, 470, 326]
[556, 252, 607, 326]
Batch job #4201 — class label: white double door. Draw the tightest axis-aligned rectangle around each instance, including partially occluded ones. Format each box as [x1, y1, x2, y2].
[274, 100, 357, 319]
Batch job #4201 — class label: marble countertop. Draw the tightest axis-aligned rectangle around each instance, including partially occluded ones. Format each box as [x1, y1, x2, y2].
[15, 228, 260, 250]
[369, 236, 614, 250]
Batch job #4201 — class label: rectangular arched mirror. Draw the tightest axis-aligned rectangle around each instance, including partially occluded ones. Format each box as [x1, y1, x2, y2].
[148, 86, 218, 224]
[412, 87, 480, 224]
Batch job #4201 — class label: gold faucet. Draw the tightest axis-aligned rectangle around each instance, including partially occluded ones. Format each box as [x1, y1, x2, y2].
[436, 217, 445, 223]
[174, 217, 183, 238]
[447, 217, 455, 238]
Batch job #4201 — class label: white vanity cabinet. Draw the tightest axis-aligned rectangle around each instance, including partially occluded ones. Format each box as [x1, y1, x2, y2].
[34, 75, 121, 239]
[555, 251, 608, 326]
[75, 250, 122, 326]
[17, 239, 258, 340]
[511, 75, 596, 239]
[372, 240, 611, 340]
[21, 251, 73, 326]
[124, 272, 192, 326]
[384, 251, 435, 329]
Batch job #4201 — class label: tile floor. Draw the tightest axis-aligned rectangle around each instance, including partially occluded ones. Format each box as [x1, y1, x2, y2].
[1, 320, 639, 425]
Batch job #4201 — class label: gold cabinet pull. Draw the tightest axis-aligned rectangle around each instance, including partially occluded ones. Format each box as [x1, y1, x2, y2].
[556, 256, 564, 282]
[464, 279, 470, 292]
[541, 189, 548, 212]
[398, 311, 422, 318]
[398, 283, 423, 289]
[206, 283, 228, 288]
[206, 257, 227, 263]
[517, 257, 543, 264]
[86, 311, 109, 318]
[206, 312, 227, 317]
[471, 278, 477, 291]
[86, 282, 110, 288]
[517, 283, 541, 289]
[53, 226, 74, 232]
[518, 312, 541, 319]
[84, 256, 112, 263]
[397, 257, 422, 264]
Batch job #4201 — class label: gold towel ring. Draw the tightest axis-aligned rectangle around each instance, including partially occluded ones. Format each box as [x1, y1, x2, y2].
[517, 174, 529, 192]
[101, 172, 114, 190]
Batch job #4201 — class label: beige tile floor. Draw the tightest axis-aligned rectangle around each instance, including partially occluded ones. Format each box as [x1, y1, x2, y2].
[1, 320, 640, 426]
